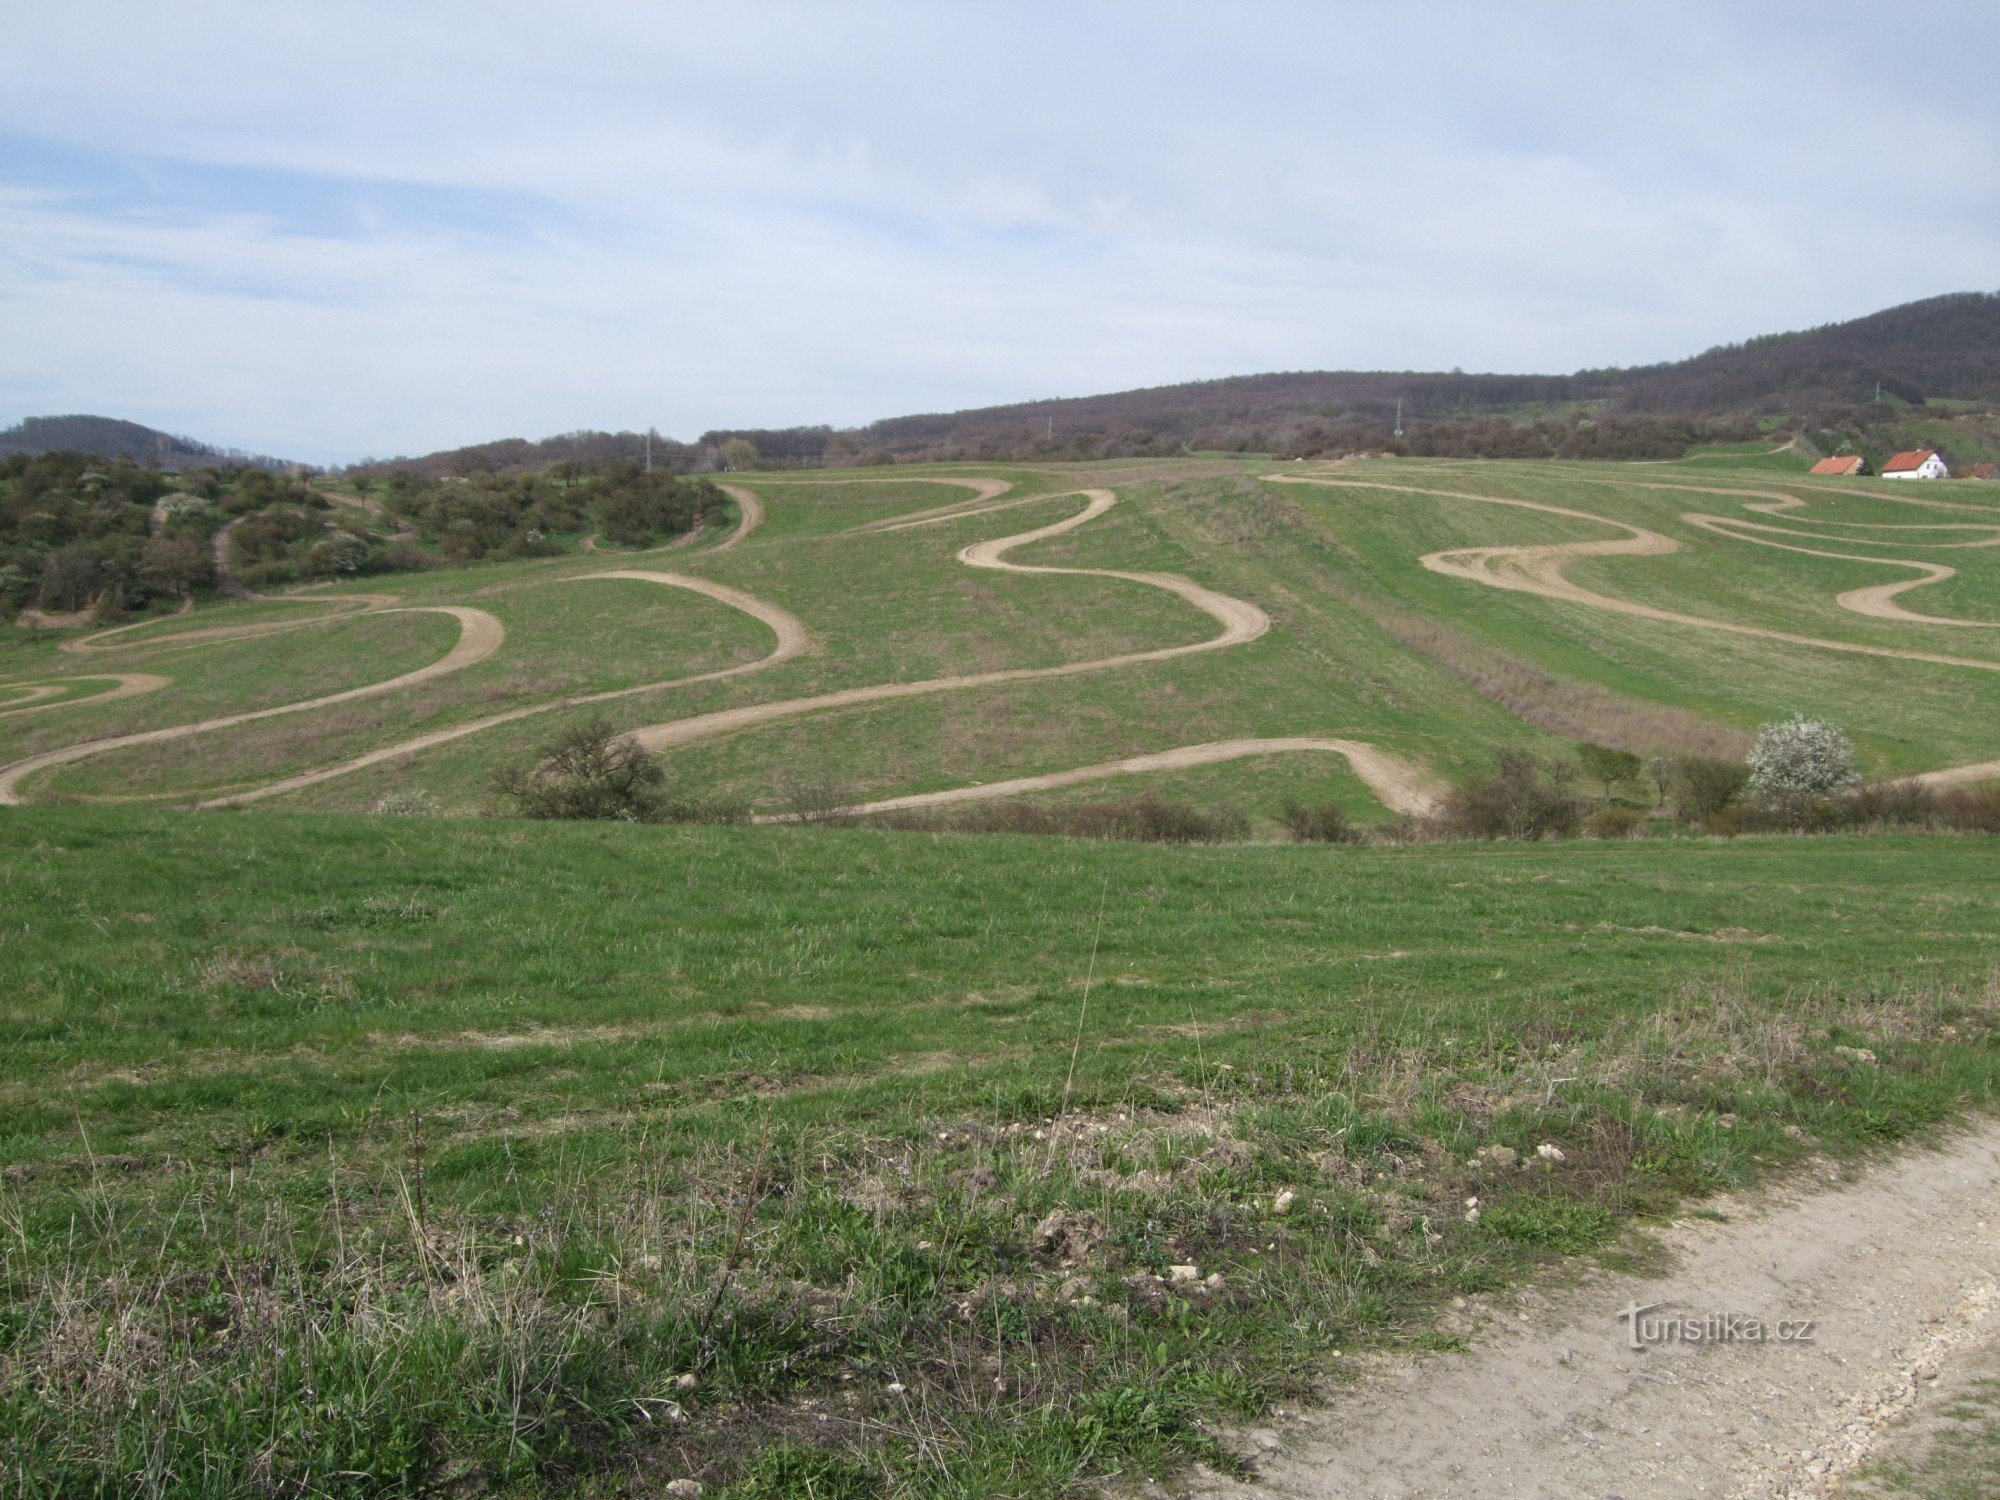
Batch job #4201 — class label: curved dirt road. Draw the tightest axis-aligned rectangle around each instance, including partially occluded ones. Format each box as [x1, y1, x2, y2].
[203, 487, 1425, 815]
[197, 571, 812, 807]
[816, 737, 1445, 821]
[1195, 1120, 2000, 1500]
[0, 606, 504, 805]
[0, 673, 171, 720]
[736, 475, 1016, 536]
[14, 480, 1420, 816]
[619, 489, 1273, 756]
[713, 486, 764, 551]
[1273, 475, 2000, 675]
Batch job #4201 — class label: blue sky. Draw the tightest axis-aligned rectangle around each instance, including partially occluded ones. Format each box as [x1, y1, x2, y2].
[4, 1, 1997, 465]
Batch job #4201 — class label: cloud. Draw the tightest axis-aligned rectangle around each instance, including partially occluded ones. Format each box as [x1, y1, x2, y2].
[4, 1, 1998, 462]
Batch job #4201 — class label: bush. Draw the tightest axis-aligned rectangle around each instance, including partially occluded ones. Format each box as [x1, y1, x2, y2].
[1576, 742, 1642, 799]
[491, 717, 672, 822]
[1437, 749, 1583, 840]
[1665, 754, 1749, 821]
[1747, 714, 1860, 820]
[1583, 805, 1646, 839]
[1279, 798, 1357, 843]
[37, 542, 104, 612]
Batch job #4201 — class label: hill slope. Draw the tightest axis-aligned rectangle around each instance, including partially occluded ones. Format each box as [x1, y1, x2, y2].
[0, 414, 297, 471]
[8, 451, 2000, 828]
[363, 292, 2000, 473]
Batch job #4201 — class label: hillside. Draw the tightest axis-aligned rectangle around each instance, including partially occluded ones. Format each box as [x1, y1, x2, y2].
[9, 452, 2000, 825]
[8, 452, 2000, 1493]
[0, 414, 297, 470]
[357, 292, 2000, 475]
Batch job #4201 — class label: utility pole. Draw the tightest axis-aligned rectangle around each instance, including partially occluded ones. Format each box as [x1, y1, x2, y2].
[1394, 398, 1404, 438]
[1046, 415, 1054, 442]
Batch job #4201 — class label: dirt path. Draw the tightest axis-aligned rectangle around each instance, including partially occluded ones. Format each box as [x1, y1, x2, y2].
[733, 475, 1016, 536]
[0, 607, 504, 805]
[1272, 475, 2000, 675]
[1192, 1120, 2000, 1500]
[197, 571, 811, 807]
[713, 485, 764, 550]
[0, 674, 171, 720]
[815, 736, 1446, 820]
[617, 489, 1275, 757]
[173, 485, 1430, 815]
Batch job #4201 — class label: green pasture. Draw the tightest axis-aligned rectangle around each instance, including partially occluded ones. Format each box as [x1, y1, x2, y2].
[1, 808, 1996, 1496]
[6, 456, 2000, 817]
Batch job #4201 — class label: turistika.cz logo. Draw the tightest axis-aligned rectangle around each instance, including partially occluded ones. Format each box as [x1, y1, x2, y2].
[1618, 1301, 1816, 1351]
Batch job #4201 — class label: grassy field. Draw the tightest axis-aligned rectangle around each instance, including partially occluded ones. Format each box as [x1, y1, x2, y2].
[6, 455, 2000, 825]
[6, 455, 2000, 1493]
[2, 807, 1997, 1496]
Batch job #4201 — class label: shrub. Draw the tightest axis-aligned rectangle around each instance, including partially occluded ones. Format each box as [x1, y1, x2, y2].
[1278, 798, 1357, 843]
[1583, 805, 1646, 839]
[1665, 754, 1749, 821]
[491, 717, 671, 822]
[1576, 742, 1642, 799]
[1437, 749, 1583, 840]
[1747, 714, 1860, 820]
[37, 542, 104, 612]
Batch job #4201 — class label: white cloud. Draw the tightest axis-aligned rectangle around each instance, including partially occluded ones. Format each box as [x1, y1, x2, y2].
[4, 1, 1997, 462]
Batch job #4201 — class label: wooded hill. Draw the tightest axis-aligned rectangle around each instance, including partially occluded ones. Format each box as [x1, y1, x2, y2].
[19, 291, 2000, 475]
[351, 291, 2000, 473]
[0, 415, 297, 472]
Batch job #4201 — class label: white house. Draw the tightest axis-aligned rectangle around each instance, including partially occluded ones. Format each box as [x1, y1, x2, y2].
[1881, 449, 1949, 480]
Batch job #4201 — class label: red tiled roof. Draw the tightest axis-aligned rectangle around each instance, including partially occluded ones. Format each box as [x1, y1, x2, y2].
[1809, 456, 1864, 475]
[1881, 449, 1939, 473]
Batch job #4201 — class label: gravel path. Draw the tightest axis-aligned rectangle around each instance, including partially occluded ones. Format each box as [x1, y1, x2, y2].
[1192, 1121, 2000, 1500]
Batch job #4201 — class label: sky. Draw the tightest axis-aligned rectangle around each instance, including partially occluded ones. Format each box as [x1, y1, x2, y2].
[4, 2, 1998, 466]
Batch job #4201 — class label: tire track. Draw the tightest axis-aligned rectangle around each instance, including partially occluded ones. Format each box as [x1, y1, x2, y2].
[196, 572, 810, 807]
[0, 674, 171, 721]
[713, 485, 764, 550]
[1270, 475, 2000, 673]
[0, 607, 505, 805]
[806, 737, 1445, 821]
[12, 481, 1439, 817]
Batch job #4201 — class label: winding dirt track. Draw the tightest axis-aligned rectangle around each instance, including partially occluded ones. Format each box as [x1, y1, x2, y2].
[22, 464, 1999, 812]
[4, 477, 1444, 814]
[196, 572, 811, 807]
[816, 737, 1443, 820]
[0, 607, 505, 805]
[1271, 475, 2000, 674]
[713, 485, 764, 550]
[614, 489, 1276, 753]
[0, 674, 172, 721]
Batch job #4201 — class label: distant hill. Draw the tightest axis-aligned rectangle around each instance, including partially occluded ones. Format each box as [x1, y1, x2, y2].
[354, 291, 2000, 473]
[0, 415, 297, 471]
[838, 291, 2000, 458]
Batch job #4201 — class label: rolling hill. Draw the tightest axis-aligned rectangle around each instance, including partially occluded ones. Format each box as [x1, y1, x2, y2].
[0, 413, 298, 471]
[7, 447, 2000, 1495]
[355, 291, 2000, 475]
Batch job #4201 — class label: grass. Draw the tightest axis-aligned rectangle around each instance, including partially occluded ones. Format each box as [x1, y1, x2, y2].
[1847, 1355, 2000, 1497]
[2, 806, 1998, 1496]
[8, 456, 2000, 820]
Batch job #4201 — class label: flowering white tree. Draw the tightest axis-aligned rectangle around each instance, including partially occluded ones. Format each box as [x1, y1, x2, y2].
[1746, 714, 1860, 815]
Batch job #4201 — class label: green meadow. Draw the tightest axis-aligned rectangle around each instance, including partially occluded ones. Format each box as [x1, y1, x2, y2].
[2, 809, 1997, 1496]
[6, 456, 2000, 1494]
